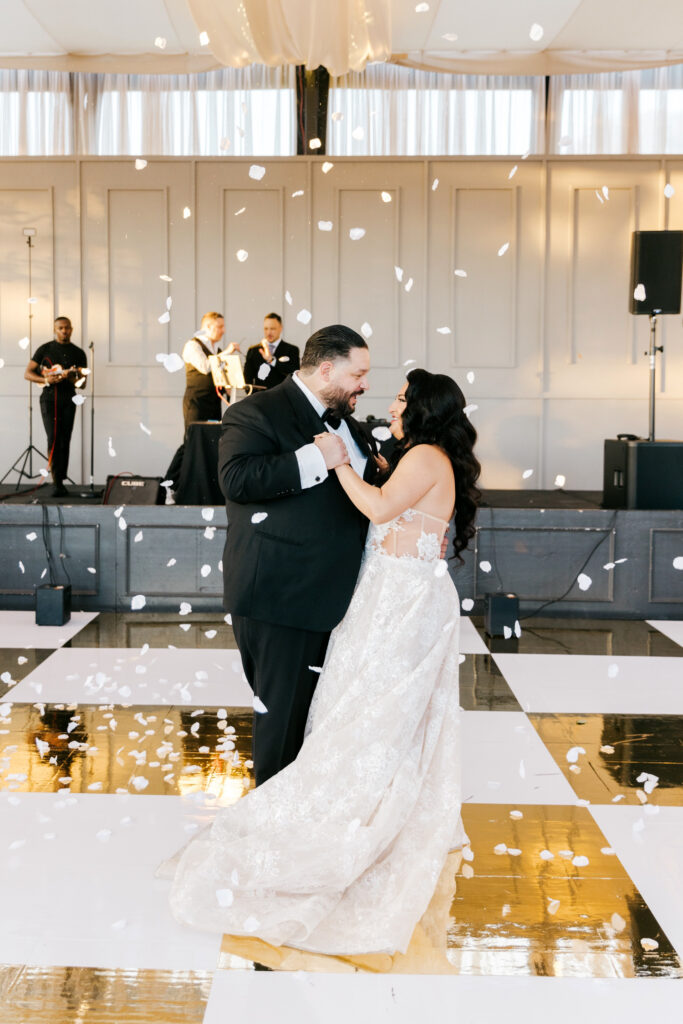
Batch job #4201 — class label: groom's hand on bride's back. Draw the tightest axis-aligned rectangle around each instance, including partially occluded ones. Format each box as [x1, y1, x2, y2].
[314, 432, 350, 470]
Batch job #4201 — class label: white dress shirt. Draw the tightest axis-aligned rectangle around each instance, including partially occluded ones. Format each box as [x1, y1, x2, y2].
[292, 372, 367, 488]
[182, 332, 222, 375]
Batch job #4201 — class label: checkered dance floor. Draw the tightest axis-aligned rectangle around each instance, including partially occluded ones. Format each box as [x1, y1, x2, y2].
[1, 611, 682, 1022]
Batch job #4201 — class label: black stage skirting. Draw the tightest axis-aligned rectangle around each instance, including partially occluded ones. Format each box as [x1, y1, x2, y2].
[174, 423, 223, 506]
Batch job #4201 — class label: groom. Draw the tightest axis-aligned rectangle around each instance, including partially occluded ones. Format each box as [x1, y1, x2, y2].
[219, 324, 378, 786]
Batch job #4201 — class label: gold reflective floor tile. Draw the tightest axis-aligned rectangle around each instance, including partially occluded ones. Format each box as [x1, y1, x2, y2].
[451, 805, 682, 977]
[70, 613, 238, 650]
[458, 654, 522, 711]
[0, 703, 254, 798]
[530, 714, 683, 806]
[0, 650, 54, 699]
[0, 965, 212, 1024]
[471, 617, 683, 658]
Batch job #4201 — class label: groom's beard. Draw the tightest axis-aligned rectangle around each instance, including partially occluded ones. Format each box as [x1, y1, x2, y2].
[320, 383, 364, 420]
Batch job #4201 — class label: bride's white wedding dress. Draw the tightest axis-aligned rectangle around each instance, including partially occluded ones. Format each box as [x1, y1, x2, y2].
[163, 508, 464, 955]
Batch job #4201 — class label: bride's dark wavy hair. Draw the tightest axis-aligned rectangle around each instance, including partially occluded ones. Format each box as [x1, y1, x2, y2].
[388, 368, 481, 562]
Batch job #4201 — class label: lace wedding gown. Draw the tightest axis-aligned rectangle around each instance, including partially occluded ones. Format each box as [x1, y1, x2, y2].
[164, 509, 464, 956]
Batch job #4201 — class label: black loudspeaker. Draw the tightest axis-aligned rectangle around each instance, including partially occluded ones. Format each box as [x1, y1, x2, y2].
[484, 594, 520, 638]
[629, 230, 683, 314]
[603, 439, 683, 509]
[35, 584, 72, 626]
[103, 475, 163, 505]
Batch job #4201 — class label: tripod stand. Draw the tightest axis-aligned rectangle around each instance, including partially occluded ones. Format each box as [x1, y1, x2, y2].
[76, 340, 103, 499]
[0, 229, 50, 490]
[646, 312, 664, 442]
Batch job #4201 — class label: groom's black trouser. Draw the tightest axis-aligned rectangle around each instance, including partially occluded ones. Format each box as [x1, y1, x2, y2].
[232, 615, 330, 787]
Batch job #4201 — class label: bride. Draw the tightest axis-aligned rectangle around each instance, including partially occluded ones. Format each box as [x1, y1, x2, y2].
[163, 367, 481, 958]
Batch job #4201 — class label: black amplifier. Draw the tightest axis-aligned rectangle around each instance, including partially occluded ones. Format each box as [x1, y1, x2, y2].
[103, 475, 163, 505]
[603, 439, 683, 509]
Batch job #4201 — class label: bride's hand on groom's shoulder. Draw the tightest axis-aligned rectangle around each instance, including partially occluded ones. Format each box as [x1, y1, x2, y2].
[314, 432, 350, 470]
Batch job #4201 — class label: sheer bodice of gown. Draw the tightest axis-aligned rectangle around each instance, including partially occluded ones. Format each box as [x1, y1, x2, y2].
[161, 508, 464, 956]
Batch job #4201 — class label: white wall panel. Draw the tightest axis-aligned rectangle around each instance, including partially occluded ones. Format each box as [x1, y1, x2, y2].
[0, 156, 681, 489]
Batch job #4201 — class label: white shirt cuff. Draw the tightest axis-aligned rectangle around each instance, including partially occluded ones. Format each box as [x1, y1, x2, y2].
[295, 443, 328, 489]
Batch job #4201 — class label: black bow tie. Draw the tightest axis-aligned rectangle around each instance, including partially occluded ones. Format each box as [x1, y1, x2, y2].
[321, 408, 342, 430]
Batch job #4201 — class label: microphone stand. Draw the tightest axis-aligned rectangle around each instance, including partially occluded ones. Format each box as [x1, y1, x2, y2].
[77, 340, 103, 499]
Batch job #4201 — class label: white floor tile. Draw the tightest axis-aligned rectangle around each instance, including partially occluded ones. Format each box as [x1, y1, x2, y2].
[590, 804, 683, 961]
[647, 619, 683, 649]
[493, 653, 683, 714]
[8, 647, 252, 706]
[204, 971, 682, 1024]
[459, 616, 487, 654]
[461, 711, 577, 805]
[0, 611, 98, 649]
[0, 792, 222, 970]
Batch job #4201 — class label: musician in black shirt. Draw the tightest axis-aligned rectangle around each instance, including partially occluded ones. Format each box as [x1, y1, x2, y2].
[24, 316, 88, 497]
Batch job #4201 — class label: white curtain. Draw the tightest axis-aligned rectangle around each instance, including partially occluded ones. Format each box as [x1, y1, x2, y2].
[549, 63, 683, 154]
[0, 70, 73, 155]
[328, 64, 545, 156]
[74, 65, 296, 155]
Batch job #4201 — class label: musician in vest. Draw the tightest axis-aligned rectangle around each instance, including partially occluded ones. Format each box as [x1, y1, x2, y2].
[181, 311, 241, 429]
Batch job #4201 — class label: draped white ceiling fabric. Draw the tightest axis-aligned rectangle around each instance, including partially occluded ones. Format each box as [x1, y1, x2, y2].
[0, 0, 682, 76]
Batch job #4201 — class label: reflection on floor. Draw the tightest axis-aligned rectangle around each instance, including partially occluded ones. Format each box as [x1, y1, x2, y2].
[1, 611, 682, 1021]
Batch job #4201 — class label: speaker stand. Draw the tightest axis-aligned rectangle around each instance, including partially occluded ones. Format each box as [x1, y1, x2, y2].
[646, 312, 664, 442]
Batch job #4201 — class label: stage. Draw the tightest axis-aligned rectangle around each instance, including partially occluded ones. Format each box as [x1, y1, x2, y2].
[0, 486, 680, 618]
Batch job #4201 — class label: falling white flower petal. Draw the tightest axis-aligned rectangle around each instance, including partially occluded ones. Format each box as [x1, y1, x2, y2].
[107, 437, 116, 457]
[18, 336, 30, 350]
[291, 189, 304, 198]
[461, 598, 474, 612]
[466, 371, 475, 384]
[464, 404, 478, 418]
[160, 274, 172, 282]
[673, 556, 683, 570]
[394, 266, 404, 282]
[309, 137, 322, 149]
[602, 185, 610, 200]
[547, 899, 560, 915]
[664, 183, 675, 198]
[199, 30, 210, 45]
[360, 322, 373, 338]
[415, 2, 430, 10]
[577, 573, 592, 591]
[318, 220, 333, 231]
[530, 23, 544, 41]
[372, 426, 392, 442]
[633, 283, 646, 302]
[522, 469, 534, 479]
[257, 363, 271, 380]
[253, 696, 268, 714]
[539, 849, 554, 861]
[436, 326, 451, 335]
[183, 207, 191, 219]
[349, 227, 366, 241]
[200, 564, 211, 578]
[131, 594, 146, 611]
[641, 938, 659, 951]
[296, 308, 312, 325]
[322, 162, 334, 174]
[508, 165, 518, 179]
[352, 126, 365, 141]
[554, 474, 566, 488]
[498, 242, 510, 256]
[236, 249, 248, 262]
[611, 912, 626, 932]
[442, 32, 458, 41]
[158, 311, 170, 324]
[331, 111, 343, 122]
[133, 531, 143, 543]
[479, 560, 492, 573]
[179, 601, 192, 615]
[251, 512, 268, 524]
[454, 268, 468, 278]
[404, 277, 414, 292]
[154, 37, 167, 49]
[72, 394, 85, 406]
[431, 178, 439, 191]
[134, 159, 147, 171]
[381, 191, 392, 203]
[249, 164, 266, 180]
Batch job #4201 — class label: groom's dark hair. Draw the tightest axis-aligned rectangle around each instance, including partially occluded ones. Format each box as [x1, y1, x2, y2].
[300, 324, 367, 371]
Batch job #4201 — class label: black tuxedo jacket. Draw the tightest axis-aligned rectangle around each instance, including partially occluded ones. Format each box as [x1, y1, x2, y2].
[219, 376, 378, 632]
[244, 339, 300, 390]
